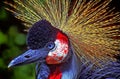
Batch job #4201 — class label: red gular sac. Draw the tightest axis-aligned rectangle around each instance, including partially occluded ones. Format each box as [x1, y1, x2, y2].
[48, 67, 62, 79]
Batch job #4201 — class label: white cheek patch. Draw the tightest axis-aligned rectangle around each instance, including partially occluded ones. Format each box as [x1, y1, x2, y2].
[46, 39, 69, 64]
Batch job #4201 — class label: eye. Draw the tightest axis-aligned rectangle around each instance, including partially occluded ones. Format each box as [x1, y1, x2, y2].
[46, 42, 55, 50]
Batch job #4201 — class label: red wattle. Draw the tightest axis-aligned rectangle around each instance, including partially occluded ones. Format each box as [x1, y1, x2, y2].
[48, 67, 62, 79]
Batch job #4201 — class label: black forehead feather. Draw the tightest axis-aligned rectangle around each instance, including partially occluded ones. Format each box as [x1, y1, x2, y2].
[27, 20, 58, 49]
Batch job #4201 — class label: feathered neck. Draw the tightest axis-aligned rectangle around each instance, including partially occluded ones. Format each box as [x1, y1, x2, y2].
[60, 46, 80, 79]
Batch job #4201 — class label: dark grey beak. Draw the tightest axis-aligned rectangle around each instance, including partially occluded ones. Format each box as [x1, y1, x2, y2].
[8, 49, 48, 68]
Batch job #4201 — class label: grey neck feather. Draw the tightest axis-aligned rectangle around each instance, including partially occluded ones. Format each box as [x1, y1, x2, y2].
[60, 45, 81, 79]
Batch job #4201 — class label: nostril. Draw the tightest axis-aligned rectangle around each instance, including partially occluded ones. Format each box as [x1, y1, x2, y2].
[24, 55, 30, 58]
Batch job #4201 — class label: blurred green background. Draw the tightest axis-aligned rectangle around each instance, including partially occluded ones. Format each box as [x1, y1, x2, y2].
[0, 0, 120, 79]
[0, 0, 35, 79]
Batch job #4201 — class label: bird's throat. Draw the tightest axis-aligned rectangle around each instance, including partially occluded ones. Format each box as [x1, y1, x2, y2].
[48, 65, 62, 79]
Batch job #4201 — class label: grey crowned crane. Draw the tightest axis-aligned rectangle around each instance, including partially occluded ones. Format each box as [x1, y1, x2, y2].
[6, 0, 120, 79]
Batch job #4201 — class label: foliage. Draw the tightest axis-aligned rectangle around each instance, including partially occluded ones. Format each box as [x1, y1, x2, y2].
[0, 4, 35, 79]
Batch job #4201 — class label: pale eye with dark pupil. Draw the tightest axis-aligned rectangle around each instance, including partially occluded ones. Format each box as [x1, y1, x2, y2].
[47, 42, 55, 50]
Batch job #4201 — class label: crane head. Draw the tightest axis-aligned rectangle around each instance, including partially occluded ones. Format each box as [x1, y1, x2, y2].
[8, 20, 69, 68]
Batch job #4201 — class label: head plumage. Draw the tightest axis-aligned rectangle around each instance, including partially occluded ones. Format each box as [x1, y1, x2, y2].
[27, 20, 58, 49]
